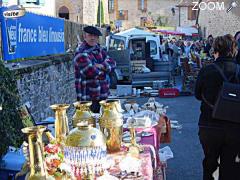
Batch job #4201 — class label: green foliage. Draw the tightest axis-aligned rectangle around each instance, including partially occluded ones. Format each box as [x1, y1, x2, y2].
[97, 0, 104, 26]
[0, 61, 25, 158]
[156, 16, 169, 26]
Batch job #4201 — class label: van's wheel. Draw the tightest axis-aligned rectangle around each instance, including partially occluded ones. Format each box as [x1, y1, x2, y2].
[109, 72, 117, 89]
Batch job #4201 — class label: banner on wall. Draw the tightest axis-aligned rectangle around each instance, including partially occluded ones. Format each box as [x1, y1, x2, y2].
[0, 7, 65, 61]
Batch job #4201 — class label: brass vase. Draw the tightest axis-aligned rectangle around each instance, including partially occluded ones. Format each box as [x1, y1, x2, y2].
[64, 123, 107, 179]
[72, 101, 95, 128]
[50, 104, 70, 144]
[21, 126, 47, 180]
[99, 99, 123, 153]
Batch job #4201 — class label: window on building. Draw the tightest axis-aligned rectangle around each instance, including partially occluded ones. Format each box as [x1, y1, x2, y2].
[188, 6, 197, 20]
[25, 0, 40, 4]
[117, 10, 128, 20]
[138, 0, 147, 11]
[19, 0, 42, 5]
[109, 0, 114, 12]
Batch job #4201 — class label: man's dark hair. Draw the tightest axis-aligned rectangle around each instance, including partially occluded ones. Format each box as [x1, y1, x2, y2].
[208, 34, 213, 39]
[212, 34, 238, 57]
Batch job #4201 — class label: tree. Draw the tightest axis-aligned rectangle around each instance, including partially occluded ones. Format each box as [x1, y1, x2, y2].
[97, 0, 104, 27]
[0, 61, 24, 158]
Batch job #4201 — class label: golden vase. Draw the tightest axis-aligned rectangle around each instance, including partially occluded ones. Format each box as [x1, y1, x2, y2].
[72, 101, 95, 128]
[21, 126, 47, 180]
[99, 99, 123, 153]
[64, 123, 107, 179]
[50, 104, 70, 144]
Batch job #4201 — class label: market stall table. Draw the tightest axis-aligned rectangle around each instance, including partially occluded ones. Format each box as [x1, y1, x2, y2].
[123, 115, 166, 152]
[106, 145, 163, 180]
[123, 115, 168, 180]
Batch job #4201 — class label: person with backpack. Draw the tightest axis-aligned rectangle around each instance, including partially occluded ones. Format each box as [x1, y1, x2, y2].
[234, 31, 240, 64]
[195, 34, 240, 180]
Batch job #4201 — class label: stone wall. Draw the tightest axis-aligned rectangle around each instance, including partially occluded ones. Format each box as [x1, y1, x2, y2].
[147, 0, 179, 27]
[3, 24, 107, 124]
[199, 6, 240, 37]
[178, 7, 196, 27]
[6, 54, 76, 122]
[82, 0, 98, 25]
[176, 0, 240, 38]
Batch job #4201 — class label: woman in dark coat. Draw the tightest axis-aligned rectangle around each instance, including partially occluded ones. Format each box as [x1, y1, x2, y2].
[234, 31, 240, 64]
[195, 34, 240, 180]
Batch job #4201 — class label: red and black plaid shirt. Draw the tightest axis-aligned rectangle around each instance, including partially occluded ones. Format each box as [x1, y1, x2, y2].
[74, 41, 116, 101]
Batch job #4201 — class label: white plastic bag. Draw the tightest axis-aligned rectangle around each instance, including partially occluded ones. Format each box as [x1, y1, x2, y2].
[159, 146, 174, 162]
[142, 65, 151, 73]
[134, 110, 160, 122]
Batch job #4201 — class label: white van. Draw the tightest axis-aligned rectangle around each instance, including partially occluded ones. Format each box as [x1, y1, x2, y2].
[106, 28, 161, 61]
[106, 28, 172, 87]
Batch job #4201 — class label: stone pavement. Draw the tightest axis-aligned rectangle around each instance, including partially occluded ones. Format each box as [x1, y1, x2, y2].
[131, 96, 203, 180]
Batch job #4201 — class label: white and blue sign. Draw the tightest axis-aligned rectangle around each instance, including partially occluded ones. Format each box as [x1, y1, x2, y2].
[0, 7, 65, 61]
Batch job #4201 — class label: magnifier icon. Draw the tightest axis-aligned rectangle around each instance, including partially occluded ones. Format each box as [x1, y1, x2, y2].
[227, 1, 238, 13]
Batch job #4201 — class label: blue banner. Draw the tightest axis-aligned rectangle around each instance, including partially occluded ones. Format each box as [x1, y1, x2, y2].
[0, 7, 65, 61]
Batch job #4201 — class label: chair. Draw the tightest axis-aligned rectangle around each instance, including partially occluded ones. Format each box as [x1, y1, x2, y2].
[17, 104, 55, 128]
[17, 104, 55, 141]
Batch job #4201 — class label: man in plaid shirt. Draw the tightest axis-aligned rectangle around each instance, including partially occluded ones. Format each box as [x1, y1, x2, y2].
[74, 26, 116, 113]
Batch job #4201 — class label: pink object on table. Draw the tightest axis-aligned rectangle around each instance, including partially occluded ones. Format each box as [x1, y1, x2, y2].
[122, 116, 167, 180]
[138, 125, 159, 150]
[123, 123, 162, 150]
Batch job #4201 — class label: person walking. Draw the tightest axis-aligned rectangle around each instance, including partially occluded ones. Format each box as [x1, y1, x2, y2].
[234, 31, 240, 64]
[204, 35, 214, 57]
[195, 34, 240, 180]
[74, 26, 116, 113]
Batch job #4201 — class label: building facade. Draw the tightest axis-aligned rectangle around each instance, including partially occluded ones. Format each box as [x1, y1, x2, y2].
[198, 0, 240, 37]
[176, 1, 197, 27]
[2, 0, 110, 25]
[2, 0, 56, 16]
[108, 0, 180, 29]
[176, 0, 240, 37]
[56, 0, 109, 25]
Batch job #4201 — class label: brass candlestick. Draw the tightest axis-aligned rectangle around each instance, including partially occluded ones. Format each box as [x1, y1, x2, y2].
[50, 104, 70, 145]
[129, 126, 137, 146]
[128, 123, 140, 158]
[21, 126, 47, 180]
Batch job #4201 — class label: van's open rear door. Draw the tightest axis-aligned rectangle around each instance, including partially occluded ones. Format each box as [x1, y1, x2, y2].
[145, 36, 160, 60]
[106, 35, 126, 51]
[107, 50, 132, 85]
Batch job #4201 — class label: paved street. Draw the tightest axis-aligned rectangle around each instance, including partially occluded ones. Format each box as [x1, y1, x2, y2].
[134, 96, 203, 180]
